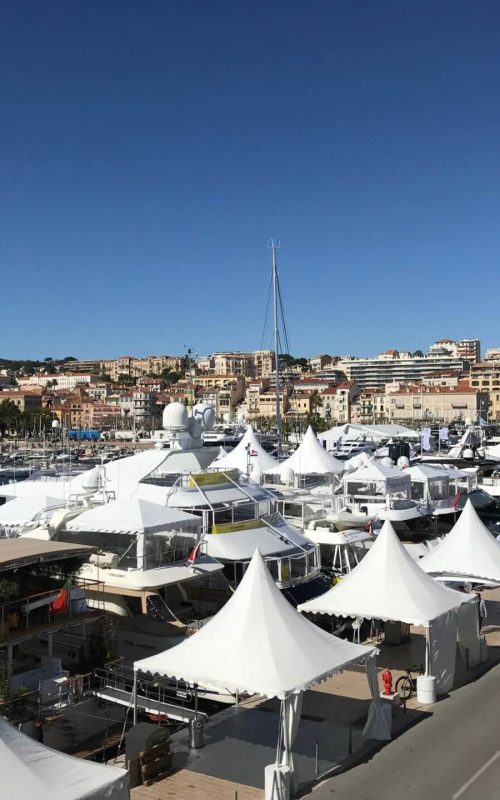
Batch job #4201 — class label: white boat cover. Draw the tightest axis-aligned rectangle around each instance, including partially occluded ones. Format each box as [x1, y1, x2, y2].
[298, 520, 474, 626]
[319, 423, 420, 445]
[343, 461, 411, 493]
[211, 425, 278, 474]
[205, 513, 314, 560]
[266, 426, 344, 477]
[0, 478, 74, 500]
[65, 498, 200, 534]
[134, 549, 376, 698]
[87, 449, 170, 500]
[407, 464, 451, 481]
[0, 715, 128, 800]
[0, 495, 65, 526]
[419, 499, 500, 584]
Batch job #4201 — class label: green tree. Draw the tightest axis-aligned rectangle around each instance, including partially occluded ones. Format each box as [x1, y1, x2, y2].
[160, 369, 182, 384]
[0, 400, 21, 435]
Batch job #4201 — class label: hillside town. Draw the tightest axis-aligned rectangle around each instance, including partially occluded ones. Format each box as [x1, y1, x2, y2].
[0, 338, 498, 440]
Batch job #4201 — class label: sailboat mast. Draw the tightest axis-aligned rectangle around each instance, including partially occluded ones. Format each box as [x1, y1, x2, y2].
[271, 240, 281, 457]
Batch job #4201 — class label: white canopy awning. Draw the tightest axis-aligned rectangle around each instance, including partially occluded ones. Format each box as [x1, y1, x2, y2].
[318, 423, 420, 444]
[134, 549, 376, 699]
[0, 495, 65, 527]
[407, 464, 450, 482]
[0, 715, 128, 800]
[266, 426, 344, 477]
[419, 499, 500, 584]
[65, 498, 200, 534]
[343, 461, 411, 493]
[211, 425, 278, 475]
[298, 520, 473, 627]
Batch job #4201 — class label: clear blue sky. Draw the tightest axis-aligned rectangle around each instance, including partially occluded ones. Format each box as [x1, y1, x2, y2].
[1, 0, 499, 360]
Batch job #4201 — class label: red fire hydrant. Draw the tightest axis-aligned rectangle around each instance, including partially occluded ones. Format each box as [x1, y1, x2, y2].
[382, 669, 393, 695]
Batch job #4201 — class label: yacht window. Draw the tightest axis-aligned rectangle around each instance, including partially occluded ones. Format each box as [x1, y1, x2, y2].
[146, 594, 172, 622]
[411, 482, 425, 501]
[63, 531, 137, 570]
[429, 479, 448, 501]
[123, 595, 142, 617]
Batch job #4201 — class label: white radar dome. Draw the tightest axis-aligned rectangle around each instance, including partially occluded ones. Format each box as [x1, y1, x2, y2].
[162, 401, 189, 431]
[397, 456, 410, 468]
[381, 457, 394, 467]
[463, 448, 474, 459]
[81, 468, 99, 492]
[51, 419, 60, 429]
[281, 466, 295, 486]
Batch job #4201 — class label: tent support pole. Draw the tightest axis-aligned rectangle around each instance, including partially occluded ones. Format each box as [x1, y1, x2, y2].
[133, 670, 137, 726]
[425, 627, 431, 676]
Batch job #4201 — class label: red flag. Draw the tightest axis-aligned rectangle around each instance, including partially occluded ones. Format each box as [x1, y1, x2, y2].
[249, 449, 258, 457]
[49, 579, 71, 615]
[453, 491, 462, 511]
[186, 541, 202, 566]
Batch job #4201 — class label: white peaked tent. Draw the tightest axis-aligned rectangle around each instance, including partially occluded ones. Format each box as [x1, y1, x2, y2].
[299, 521, 477, 694]
[134, 549, 389, 793]
[266, 426, 344, 480]
[65, 498, 200, 534]
[212, 425, 278, 476]
[420, 499, 500, 584]
[0, 715, 128, 800]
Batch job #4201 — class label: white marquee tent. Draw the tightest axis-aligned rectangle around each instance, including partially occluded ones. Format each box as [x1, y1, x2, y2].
[65, 498, 200, 535]
[299, 521, 477, 694]
[0, 715, 128, 800]
[134, 549, 389, 792]
[419, 499, 500, 584]
[265, 426, 344, 481]
[211, 425, 278, 477]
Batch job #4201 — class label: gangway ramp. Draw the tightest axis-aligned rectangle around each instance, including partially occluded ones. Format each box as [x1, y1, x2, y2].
[93, 685, 206, 723]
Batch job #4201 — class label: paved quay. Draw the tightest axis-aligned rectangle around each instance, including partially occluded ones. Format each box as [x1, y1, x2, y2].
[129, 588, 500, 800]
[306, 660, 500, 800]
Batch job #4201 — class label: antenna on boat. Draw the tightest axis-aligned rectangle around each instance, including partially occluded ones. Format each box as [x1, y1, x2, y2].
[269, 239, 281, 457]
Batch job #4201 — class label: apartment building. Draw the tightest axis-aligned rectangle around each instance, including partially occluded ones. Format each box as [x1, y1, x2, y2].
[338, 351, 467, 388]
[485, 348, 500, 361]
[80, 401, 121, 429]
[254, 391, 289, 418]
[195, 374, 245, 394]
[428, 338, 481, 363]
[244, 379, 271, 418]
[199, 382, 244, 420]
[211, 350, 275, 378]
[468, 360, 500, 420]
[316, 383, 360, 424]
[386, 384, 486, 423]
[288, 393, 313, 416]
[350, 387, 387, 424]
[308, 355, 334, 372]
[19, 373, 99, 391]
[0, 390, 42, 411]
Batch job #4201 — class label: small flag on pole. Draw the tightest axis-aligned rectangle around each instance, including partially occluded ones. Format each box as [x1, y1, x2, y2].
[49, 579, 71, 615]
[186, 540, 202, 566]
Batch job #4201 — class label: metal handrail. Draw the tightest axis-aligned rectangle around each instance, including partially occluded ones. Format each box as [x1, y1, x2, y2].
[95, 663, 195, 707]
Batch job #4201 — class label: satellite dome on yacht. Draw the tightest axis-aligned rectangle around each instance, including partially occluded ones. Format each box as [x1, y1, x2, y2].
[162, 401, 189, 431]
